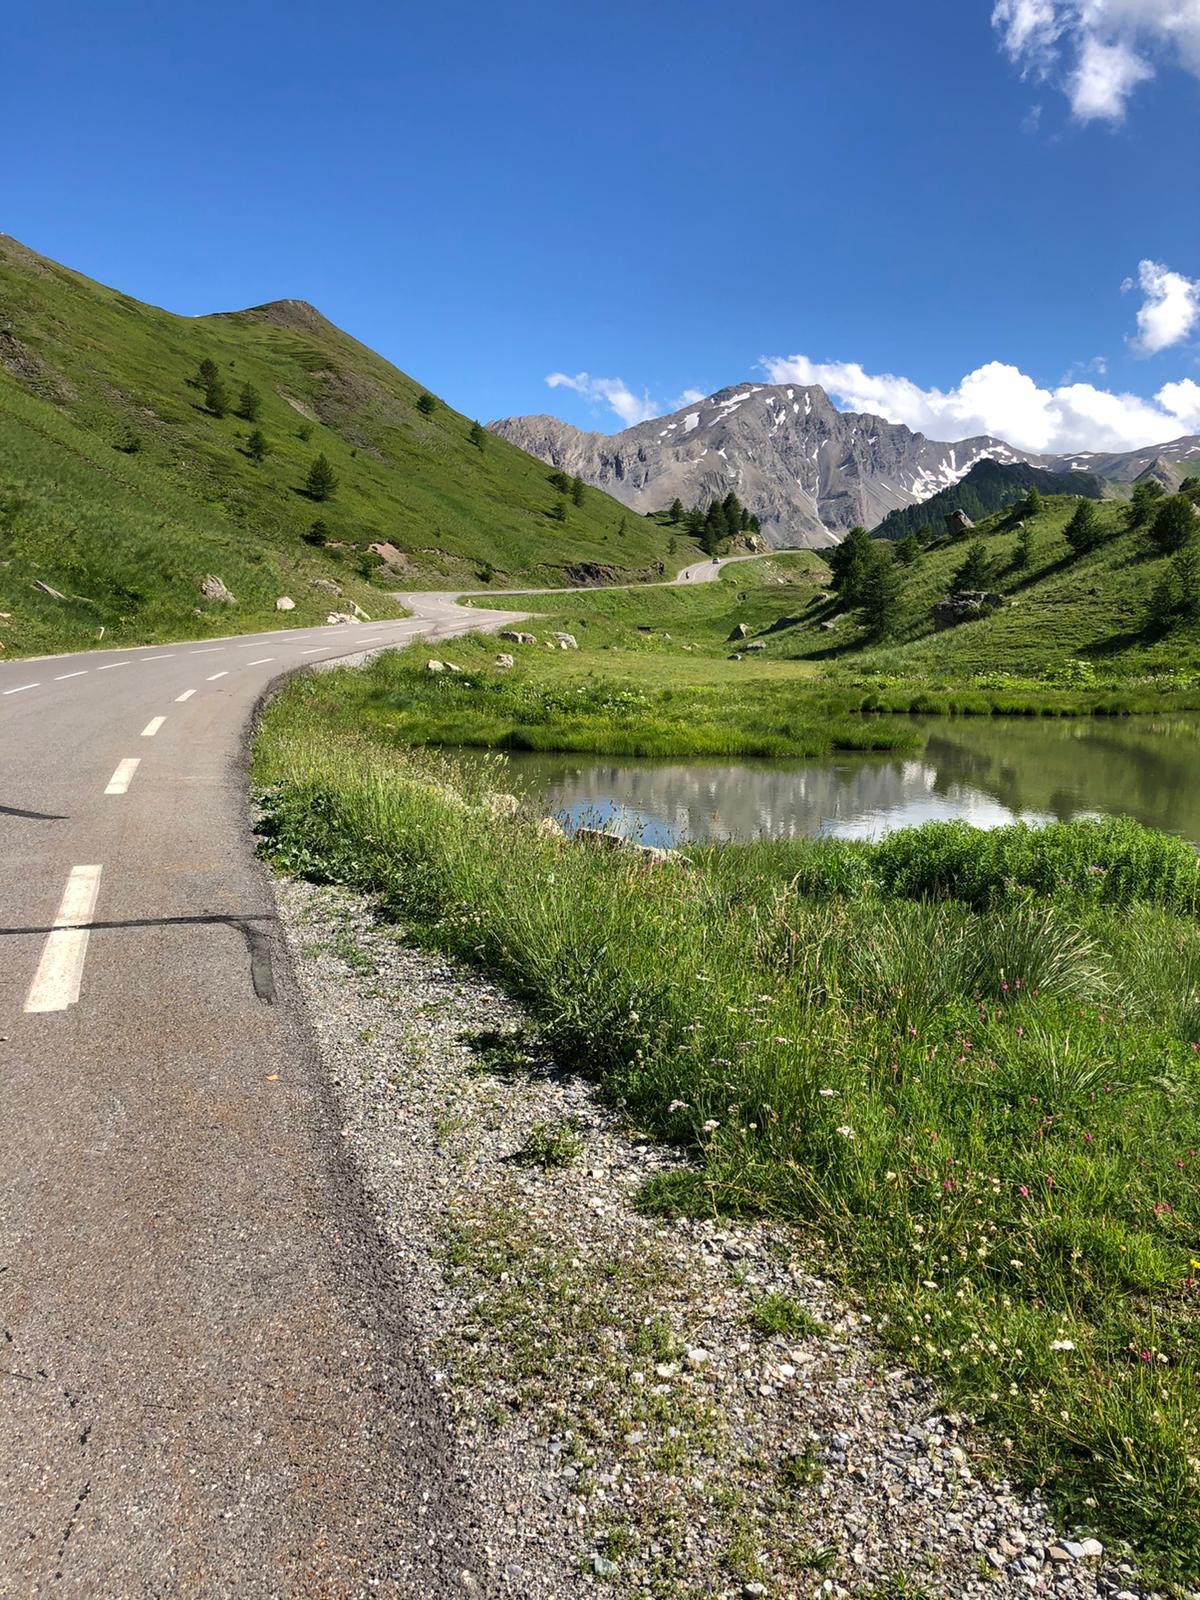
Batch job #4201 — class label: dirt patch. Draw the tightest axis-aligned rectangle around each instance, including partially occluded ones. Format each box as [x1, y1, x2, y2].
[0, 329, 76, 403]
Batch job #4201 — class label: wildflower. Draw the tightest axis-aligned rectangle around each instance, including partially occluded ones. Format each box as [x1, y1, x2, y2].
[817, 1088, 837, 1098]
[771, 1036, 792, 1045]
[1140, 1350, 1152, 1363]
[1049, 1339, 1075, 1352]
[836, 1125, 855, 1139]
[667, 1100, 689, 1114]
[701, 1118, 719, 1134]
[1014, 1026, 1025, 1037]
[1081, 1131, 1093, 1143]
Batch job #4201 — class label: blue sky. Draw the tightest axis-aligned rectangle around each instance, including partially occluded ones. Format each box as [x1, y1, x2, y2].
[3, 0, 1198, 452]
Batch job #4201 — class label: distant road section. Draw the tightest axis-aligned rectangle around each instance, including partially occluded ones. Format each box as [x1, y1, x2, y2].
[0, 553, 773, 1593]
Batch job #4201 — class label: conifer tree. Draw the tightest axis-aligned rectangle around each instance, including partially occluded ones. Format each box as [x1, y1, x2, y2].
[954, 539, 992, 590]
[416, 392, 436, 416]
[668, 498, 684, 523]
[305, 453, 338, 501]
[1018, 485, 1042, 519]
[828, 525, 873, 607]
[246, 428, 269, 463]
[1013, 523, 1033, 570]
[196, 358, 218, 390]
[859, 546, 901, 637]
[571, 474, 585, 506]
[205, 376, 230, 418]
[1128, 479, 1165, 529]
[1064, 499, 1102, 555]
[237, 383, 262, 422]
[549, 495, 568, 523]
[896, 533, 921, 566]
[468, 420, 486, 450]
[1147, 493, 1197, 555]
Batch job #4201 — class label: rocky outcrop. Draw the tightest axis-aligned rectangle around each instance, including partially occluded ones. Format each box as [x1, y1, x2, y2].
[275, 596, 295, 611]
[499, 630, 537, 645]
[200, 574, 236, 604]
[932, 591, 1003, 628]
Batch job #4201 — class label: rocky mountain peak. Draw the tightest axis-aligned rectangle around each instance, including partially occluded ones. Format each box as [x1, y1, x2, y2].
[489, 383, 1027, 547]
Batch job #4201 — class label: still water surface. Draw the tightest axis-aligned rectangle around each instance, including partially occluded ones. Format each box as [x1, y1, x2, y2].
[472, 716, 1200, 848]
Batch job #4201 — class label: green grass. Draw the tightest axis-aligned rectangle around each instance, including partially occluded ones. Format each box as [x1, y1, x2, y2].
[0, 234, 687, 655]
[274, 633, 921, 759]
[255, 680, 1200, 1585]
[798, 495, 1200, 690]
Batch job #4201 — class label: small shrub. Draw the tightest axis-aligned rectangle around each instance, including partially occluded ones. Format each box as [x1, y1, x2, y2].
[748, 1293, 825, 1339]
[514, 1119, 583, 1168]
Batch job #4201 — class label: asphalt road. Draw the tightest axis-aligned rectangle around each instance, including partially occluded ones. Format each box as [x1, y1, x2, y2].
[0, 556, 759, 1595]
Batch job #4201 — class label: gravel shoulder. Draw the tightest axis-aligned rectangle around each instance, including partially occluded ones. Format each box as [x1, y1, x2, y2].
[274, 876, 1164, 1600]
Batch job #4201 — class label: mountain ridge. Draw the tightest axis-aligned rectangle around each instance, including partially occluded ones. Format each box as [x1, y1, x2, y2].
[490, 387, 1200, 547]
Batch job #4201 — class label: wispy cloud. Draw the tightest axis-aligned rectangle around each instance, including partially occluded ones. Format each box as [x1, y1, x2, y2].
[1124, 258, 1200, 355]
[672, 387, 707, 408]
[992, 0, 1200, 122]
[545, 371, 658, 426]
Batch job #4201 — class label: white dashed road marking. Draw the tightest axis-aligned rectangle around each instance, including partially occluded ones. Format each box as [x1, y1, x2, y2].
[174, 689, 195, 702]
[301, 648, 328, 654]
[97, 662, 129, 671]
[190, 648, 222, 655]
[247, 658, 274, 666]
[207, 671, 228, 681]
[141, 717, 166, 737]
[104, 758, 140, 795]
[142, 654, 175, 661]
[3, 683, 39, 695]
[24, 865, 103, 1015]
[55, 671, 87, 681]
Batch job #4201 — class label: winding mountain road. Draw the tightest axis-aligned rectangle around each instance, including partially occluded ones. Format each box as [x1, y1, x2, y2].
[0, 555, 759, 1596]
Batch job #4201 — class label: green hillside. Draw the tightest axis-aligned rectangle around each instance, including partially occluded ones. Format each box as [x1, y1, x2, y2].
[0, 235, 683, 655]
[872, 458, 1105, 543]
[761, 491, 1200, 690]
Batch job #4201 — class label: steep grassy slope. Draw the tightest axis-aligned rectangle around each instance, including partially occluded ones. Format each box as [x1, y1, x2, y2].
[774, 493, 1200, 687]
[0, 235, 681, 654]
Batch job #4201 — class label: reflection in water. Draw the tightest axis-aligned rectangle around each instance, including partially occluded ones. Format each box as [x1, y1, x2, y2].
[465, 716, 1200, 848]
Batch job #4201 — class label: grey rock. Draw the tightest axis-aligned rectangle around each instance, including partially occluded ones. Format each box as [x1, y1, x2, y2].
[310, 577, 343, 596]
[741, 640, 767, 652]
[727, 623, 748, 641]
[494, 653, 514, 669]
[499, 630, 536, 646]
[199, 573, 236, 604]
[932, 591, 1003, 629]
[426, 659, 446, 673]
[549, 632, 578, 650]
[274, 596, 295, 611]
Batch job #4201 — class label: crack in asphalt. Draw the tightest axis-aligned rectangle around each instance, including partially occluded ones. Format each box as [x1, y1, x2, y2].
[1, 911, 277, 1002]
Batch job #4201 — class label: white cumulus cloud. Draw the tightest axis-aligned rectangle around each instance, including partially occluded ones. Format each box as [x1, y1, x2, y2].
[992, 0, 1200, 122]
[1125, 258, 1200, 354]
[761, 352, 1200, 454]
[673, 387, 707, 408]
[545, 371, 658, 426]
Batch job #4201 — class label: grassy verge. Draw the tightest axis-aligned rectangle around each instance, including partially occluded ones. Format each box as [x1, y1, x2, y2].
[293, 640, 921, 759]
[256, 674, 1200, 1587]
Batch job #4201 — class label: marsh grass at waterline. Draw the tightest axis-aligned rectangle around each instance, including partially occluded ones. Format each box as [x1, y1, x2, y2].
[256, 675, 1200, 1584]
